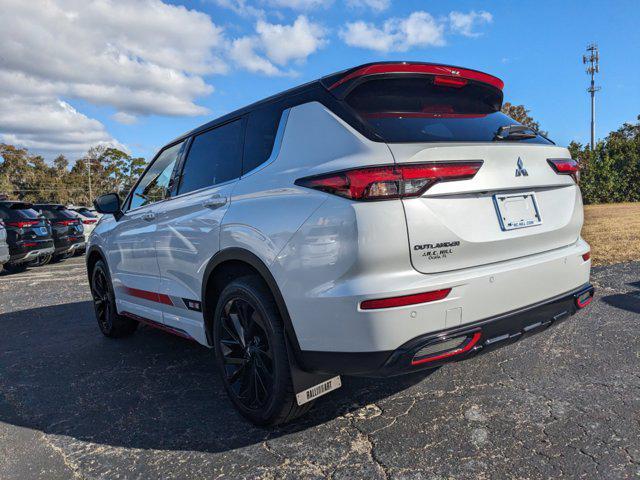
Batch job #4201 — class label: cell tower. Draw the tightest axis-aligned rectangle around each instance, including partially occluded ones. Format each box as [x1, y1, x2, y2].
[583, 43, 601, 150]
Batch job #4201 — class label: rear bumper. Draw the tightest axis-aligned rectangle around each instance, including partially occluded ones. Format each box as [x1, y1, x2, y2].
[9, 240, 55, 263]
[53, 237, 85, 254]
[0, 245, 9, 264]
[300, 283, 594, 377]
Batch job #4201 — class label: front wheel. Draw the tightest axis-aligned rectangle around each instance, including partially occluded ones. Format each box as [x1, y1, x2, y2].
[213, 276, 312, 426]
[90, 260, 137, 338]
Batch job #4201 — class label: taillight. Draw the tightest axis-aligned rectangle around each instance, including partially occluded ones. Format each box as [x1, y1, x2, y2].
[6, 221, 39, 228]
[296, 162, 483, 201]
[83, 219, 97, 224]
[433, 75, 468, 88]
[360, 288, 451, 310]
[55, 220, 77, 226]
[582, 251, 591, 262]
[548, 158, 579, 182]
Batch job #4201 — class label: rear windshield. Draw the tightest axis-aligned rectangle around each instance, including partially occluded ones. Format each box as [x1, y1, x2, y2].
[75, 208, 97, 218]
[0, 204, 41, 221]
[344, 77, 551, 144]
[36, 206, 77, 220]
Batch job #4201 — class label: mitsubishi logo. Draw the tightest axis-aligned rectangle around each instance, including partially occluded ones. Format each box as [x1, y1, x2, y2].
[515, 157, 528, 177]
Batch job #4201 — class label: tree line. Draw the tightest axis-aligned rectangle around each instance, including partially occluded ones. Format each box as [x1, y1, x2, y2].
[0, 144, 146, 206]
[0, 107, 638, 206]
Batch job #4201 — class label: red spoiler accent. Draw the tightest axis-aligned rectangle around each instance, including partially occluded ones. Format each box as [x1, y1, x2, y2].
[328, 63, 504, 91]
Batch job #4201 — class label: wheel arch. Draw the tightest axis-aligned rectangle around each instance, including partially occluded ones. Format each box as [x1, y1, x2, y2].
[86, 245, 107, 283]
[201, 248, 303, 360]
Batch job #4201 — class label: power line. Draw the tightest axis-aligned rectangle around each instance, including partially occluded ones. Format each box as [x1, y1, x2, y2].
[583, 43, 601, 151]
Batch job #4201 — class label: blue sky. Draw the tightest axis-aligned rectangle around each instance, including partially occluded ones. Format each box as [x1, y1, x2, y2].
[1, 0, 638, 162]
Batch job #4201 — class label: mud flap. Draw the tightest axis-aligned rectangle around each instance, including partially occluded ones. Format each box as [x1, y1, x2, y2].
[286, 338, 341, 406]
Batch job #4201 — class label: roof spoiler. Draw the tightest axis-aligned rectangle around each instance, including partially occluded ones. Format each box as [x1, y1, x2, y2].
[321, 62, 504, 99]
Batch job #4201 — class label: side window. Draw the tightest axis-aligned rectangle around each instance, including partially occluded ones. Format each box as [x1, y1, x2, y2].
[242, 103, 283, 174]
[177, 119, 243, 195]
[130, 141, 184, 210]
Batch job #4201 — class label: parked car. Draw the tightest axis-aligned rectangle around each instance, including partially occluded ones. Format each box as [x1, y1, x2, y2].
[0, 201, 55, 273]
[69, 208, 99, 251]
[33, 204, 85, 262]
[87, 62, 594, 426]
[0, 220, 10, 270]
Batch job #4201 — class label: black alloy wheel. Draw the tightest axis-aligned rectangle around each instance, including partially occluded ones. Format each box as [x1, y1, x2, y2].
[90, 260, 137, 338]
[219, 297, 274, 410]
[213, 277, 313, 426]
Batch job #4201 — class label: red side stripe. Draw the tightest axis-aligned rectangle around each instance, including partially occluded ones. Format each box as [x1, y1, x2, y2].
[124, 286, 174, 306]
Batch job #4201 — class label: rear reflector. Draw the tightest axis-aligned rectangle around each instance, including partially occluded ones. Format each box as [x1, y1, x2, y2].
[360, 288, 451, 310]
[582, 251, 591, 262]
[548, 158, 579, 182]
[296, 162, 482, 201]
[411, 331, 483, 365]
[23, 242, 38, 247]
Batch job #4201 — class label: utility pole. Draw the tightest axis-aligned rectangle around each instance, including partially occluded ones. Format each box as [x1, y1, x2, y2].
[87, 157, 93, 204]
[583, 43, 601, 151]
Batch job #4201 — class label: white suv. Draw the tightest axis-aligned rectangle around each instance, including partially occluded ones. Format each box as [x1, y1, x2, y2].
[88, 62, 594, 425]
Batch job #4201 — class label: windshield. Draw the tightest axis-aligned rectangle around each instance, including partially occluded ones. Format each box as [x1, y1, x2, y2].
[344, 77, 551, 144]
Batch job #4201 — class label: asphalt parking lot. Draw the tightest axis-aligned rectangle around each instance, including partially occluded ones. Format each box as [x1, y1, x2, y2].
[0, 257, 638, 479]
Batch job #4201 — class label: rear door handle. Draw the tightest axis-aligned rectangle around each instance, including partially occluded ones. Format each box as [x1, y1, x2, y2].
[142, 212, 156, 222]
[203, 195, 227, 209]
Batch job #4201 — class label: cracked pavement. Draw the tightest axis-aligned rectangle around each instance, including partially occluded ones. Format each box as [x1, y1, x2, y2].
[0, 257, 639, 479]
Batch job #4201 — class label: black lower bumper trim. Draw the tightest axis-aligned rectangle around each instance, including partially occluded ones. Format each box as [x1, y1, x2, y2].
[299, 283, 594, 377]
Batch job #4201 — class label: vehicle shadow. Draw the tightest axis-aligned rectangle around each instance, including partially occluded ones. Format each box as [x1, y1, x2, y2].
[0, 302, 432, 453]
[601, 292, 640, 314]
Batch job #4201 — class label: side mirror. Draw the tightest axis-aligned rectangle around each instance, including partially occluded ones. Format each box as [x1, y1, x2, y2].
[94, 193, 122, 220]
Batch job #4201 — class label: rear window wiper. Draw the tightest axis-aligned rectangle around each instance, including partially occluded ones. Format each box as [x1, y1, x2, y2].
[493, 124, 538, 141]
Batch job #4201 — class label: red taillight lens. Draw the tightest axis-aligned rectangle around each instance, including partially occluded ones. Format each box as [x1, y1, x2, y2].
[548, 159, 579, 182]
[83, 219, 97, 224]
[433, 75, 468, 88]
[55, 220, 77, 226]
[582, 251, 591, 262]
[6, 221, 39, 228]
[360, 288, 451, 310]
[296, 162, 483, 201]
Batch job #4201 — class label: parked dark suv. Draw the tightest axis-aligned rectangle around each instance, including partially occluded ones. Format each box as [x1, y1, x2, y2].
[33, 204, 85, 262]
[0, 201, 54, 273]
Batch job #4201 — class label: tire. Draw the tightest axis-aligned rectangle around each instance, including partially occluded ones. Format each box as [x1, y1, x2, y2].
[213, 276, 312, 426]
[3, 262, 28, 274]
[51, 253, 66, 263]
[90, 260, 138, 338]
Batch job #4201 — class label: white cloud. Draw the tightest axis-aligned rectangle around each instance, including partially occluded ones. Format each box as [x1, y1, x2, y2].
[229, 37, 281, 75]
[266, 0, 331, 10]
[0, 97, 123, 156]
[340, 11, 445, 52]
[0, 0, 229, 156]
[232, 16, 327, 76]
[213, 0, 265, 18]
[449, 11, 493, 37]
[346, 0, 390, 12]
[112, 112, 138, 125]
[256, 16, 328, 65]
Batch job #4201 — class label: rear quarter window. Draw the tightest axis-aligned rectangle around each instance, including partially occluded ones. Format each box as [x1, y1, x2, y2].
[242, 103, 284, 174]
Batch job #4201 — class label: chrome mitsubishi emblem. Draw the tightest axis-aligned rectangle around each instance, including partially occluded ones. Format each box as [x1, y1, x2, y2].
[515, 157, 528, 177]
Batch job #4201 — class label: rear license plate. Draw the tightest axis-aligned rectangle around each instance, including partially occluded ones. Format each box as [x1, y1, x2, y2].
[493, 192, 542, 231]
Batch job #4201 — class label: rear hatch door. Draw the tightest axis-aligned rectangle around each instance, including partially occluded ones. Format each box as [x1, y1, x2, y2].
[391, 143, 582, 273]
